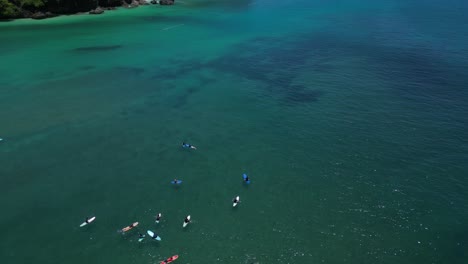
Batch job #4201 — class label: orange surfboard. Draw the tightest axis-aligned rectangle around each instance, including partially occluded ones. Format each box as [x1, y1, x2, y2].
[121, 222, 139, 232]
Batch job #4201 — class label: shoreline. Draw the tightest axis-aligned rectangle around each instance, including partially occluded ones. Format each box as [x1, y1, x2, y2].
[0, 0, 175, 22]
[0, 5, 160, 26]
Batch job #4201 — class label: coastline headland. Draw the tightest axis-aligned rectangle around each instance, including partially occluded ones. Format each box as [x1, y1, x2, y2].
[0, 0, 175, 20]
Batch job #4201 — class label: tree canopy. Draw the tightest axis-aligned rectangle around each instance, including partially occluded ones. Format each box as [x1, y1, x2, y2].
[0, 0, 129, 19]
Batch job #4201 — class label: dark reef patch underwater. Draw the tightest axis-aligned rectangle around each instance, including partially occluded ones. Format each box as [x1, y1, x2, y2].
[1, 1, 468, 264]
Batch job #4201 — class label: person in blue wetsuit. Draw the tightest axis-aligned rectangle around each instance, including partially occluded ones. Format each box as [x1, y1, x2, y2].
[172, 179, 181, 184]
[182, 142, 197, 150]
[243, 173, 250, 184]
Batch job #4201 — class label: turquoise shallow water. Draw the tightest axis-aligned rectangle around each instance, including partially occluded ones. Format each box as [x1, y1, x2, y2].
[1, 0, 468, 263]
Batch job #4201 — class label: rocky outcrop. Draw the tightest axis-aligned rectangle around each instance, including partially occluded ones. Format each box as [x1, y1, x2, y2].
[31, 12, 47, 19]
[159, 0, 174, 5]
[98, 0, 124, 7]
[1, 0, 173, 20]
[122, 0, 140, 8]
[150, 0, 158, 4]
[89, 7, 104, 15]
[31, 11, 57, 20]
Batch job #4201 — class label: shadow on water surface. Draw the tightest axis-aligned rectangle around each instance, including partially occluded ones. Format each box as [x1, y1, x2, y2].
[141, 14, 211, 26]
[171, 86, 201, 108]
[184, 0, 254, 10]
[78, 65, 96, 71]
[283, 85, 324, 105]
[151, 59, 205, 80]
[369, 47, 466, 101]
[72, 45, 122, 52]
[114, 66, 146, 76]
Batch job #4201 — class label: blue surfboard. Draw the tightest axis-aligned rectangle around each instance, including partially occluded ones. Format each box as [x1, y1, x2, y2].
[171, 180, 183, 185]
[147, 230, 161, 241]
[243, 174, 250, 184]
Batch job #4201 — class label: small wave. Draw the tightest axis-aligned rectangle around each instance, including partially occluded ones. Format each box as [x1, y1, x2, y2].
[162, 24, 185, 31]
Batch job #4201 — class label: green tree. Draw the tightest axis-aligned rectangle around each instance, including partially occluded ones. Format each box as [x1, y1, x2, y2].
[19, 0, 46, 8]
[0, 0, 20, 18]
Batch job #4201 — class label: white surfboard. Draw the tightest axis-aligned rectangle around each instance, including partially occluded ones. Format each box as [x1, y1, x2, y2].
[233, 196, 240, 207]
[147, 230, 161, 241]
[80, 216, 96, 227]
[183, 215, 191, 228]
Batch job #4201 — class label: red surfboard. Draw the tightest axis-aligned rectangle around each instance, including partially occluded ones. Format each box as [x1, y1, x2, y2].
[160, 255, 179, 264]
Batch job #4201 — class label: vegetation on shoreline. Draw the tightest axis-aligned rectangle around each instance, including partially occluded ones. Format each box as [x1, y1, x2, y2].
[0, 0, 167, 20]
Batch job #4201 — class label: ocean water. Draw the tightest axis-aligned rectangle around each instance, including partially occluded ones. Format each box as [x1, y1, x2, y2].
[1, 0, 468, 263]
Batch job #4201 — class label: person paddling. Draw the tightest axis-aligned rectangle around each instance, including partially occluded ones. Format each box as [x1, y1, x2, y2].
[243, 173, 250, 184]
[232, 196, 240, 207]
[79, 216, 96, 227]
[183, 215, 191, 227]
[138, 233, 145, 242]
[182, 142, 196, 150]
[171, 179, 182, 185]
[149, 232, 159, 240]
[121, 222, 138, 233]
[155, 213, 162, 223]
[160, 255, 179, 264]
[147, 230, 161, 240]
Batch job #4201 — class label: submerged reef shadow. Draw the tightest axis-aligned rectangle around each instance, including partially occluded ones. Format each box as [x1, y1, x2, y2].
[72, 45, 122, 52]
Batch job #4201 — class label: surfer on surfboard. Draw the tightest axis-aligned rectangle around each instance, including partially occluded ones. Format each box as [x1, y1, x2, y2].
[232, 196, 240, 207]
[120, 222, 138, 233]
[183, 215, 191, 227]
[243, 173, 250, 184]
[160, 255, 179, 264]
[80, 216, 96, 227]
[182, 142, 196, 150]
[171, 179, 182, 185]
[155, 213, 162, 223]
[147, 230, 161, 240]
